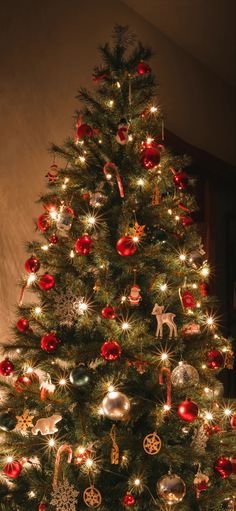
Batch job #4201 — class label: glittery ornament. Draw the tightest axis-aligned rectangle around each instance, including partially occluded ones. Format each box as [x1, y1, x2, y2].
[51, 479, 79, 511]
[171, 361, 199, 388]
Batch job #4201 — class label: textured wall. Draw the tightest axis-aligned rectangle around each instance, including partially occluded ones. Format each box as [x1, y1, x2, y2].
[0, 0, 235, 340]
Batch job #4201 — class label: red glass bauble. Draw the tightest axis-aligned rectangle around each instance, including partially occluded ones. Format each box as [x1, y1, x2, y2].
[50, 234, 58, 244]
[173, 171, 189, 190]
[231, 413, 236, 430]
[41, 333, 59, 352]
[141, 143, 161, 169]
[180, 215, 193, 226]
[137, 62, 151, 74]
[39, 504, 47, 511]
[101, 340, 122, 361]
[182, 290, 195, 308]
[199, 282, 208, 297]
[75, 235, 93, 255]
[76, 123, 93, 139]
[207, 349, 224, 370]
[39, 274, 55, 290]
[0, 359, 14, 376]
[116, 236, 137, 256]
[15, 372, 39, 392]
[102, 306, 116, 320]
[178, 399, 199, 422]
[214, 457, 232, 478]
[16, 318, 29, 333]
[24, 256, 40, 273]
[123, 494, 136, 506]
[37, 213, 49, 232]
[3, 460, 22, 478]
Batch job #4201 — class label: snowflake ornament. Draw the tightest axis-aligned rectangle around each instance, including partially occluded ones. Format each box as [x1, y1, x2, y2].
[15, 409, 34, 432]
[53, 290, 86, 326]
[51, 479, 79, 511]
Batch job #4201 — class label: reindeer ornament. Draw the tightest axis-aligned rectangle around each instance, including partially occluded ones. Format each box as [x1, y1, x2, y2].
[152, 304, 177, 339]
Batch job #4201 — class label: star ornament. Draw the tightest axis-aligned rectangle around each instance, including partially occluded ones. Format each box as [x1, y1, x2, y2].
[143, 432, 162, 455]
[83, 486, 102, 508]
[15, 409, 34, 432]
[130, 222, 146, 241]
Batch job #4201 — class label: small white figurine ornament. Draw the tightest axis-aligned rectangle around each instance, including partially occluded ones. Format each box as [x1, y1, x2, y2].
[32, 414, 62, 435]
[152, 304, 177, 339]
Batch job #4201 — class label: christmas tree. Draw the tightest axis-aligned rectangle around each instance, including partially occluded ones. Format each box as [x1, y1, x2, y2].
[0, 26, 235, 511]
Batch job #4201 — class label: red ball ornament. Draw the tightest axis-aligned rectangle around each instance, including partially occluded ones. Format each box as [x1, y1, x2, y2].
[180, 215, 193, 226]
[0, 358, 14, 376]
[116, 236, 137, 257]
[3, 460, 22, 478]
[75, 235, 93, 255]
[123, 494, 136, 506]
[24, 256, 40, 273]
[15, 372, 39, 392]
[178, 399, 199, 422]
[182, 290, 195, 308]
[41, 333, 59, 352]
[39, 274, 55, 291]
[101, 306, 116, 320]
[101, 340, 122, 361]
[214, 457, 232, 478]
[141, 142, 161, 169]
[137, 62, 151, 74]
[76, 123, 93, 139]
[50, 234, 58, 244]
[37, 213, 49, 232]
[173, 170, 189, 190]
[16, 318, 30, 333]
[207, 349, 224, 370]
[230, 413, 236, 430]
[39, 504, 47, 511]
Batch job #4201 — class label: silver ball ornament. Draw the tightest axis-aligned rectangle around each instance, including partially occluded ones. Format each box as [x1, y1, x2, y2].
[102, 391, 130, 420]
[171, 361, 199, 388]
[157, 473, 186, 505]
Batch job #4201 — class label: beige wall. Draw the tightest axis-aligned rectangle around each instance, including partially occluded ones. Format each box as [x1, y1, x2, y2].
[0, 0, 235, 340]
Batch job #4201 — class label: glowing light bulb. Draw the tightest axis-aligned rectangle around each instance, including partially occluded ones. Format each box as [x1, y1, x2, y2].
[79, 156, 86, 163]
[175, 215, 180, 221]
[41, 244, 49, 251]
[108, 100, 114, 107]
[167, 209, 172, 215]
[122, 322, 130, 331]
[70, 249, 75, 259]
[128, 134, 133, 141]
[224, 408, 232, 417]
[79, 302, 88, 313]
[132, 236, 139, 243]
[49, 209, 58, 220]
[206, 317, 214, 326]
[146, 137, 153, 145]
[192, 283, 197, 289]
[26, 367, 33, 374]
[150, 106, 157, 113]
[201, 266, 210, 277]
[59, 378, 66, 386]
[108, 385, 115, 393]
[196, 301, 201, 308]
[116, 81, 121, 88]
[7, 456, 13, 463]
[62, 184, 67, 190]
[34, 306, 42, 315]
[163, 404, 171, 412]
[134, 479, 141, 487]
[106, 173, 112, 180]
[161, 352, 168, 361]
[87, 215, 96, 225]
[160, 284, 167, 292]
[121, 295, 127, 303]
[48, 438, 55, 447]
[205, 412, 214, 421]
[202, 364, 207, 369]
[27, 274, 36, 285]
[137, 178, 145, 187]
[204, 387, 210, 394]
[86, 458, 93, 468]
[179, 253, 186, 261]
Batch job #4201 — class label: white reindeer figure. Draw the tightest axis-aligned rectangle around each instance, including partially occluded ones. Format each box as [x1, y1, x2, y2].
[152, 304, 177, 339]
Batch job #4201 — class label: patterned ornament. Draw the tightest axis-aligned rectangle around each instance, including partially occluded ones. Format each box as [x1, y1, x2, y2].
[224, 350, 235, 369]
[171, 361, 199, 388]
[32, 414, 62, 436]
[51, 479, 79, 511]
[83, 486, 102, 508]
[15, 409, 34, 432]
[143, 432, 162, 455]
[129, 222, 145, 240]
[54, 290, 88, 327]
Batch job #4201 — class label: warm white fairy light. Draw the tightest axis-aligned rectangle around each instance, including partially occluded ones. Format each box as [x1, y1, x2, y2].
[28, 491, 36, 499]
[134, 478, 141, 487]
[48, 438, 55, 448]
[204, 387, 210, 394]
[128, 134, 133, 141]
[150, 106, 157, 113]
[6, 456, 13, 463]
[196, 301, 201, 308]
[59, 378, 67, 386]
[98, 139, 102, 144]
[70, 249, 75, 259]
[161, 352, 168, 362]
[108, 100, 114, 107]
[167, 208, 172, 215]
[105, 172, 112, 180]
[192, 283, 197, 289]
[87, 215, 96, 226]
[205, 411, 214, 421]
[108, 384, 115, 393]
[122, 321, 130, 331]
[62, 183, 67, 190]
[34, 306, 42, 315]
[137, 178, 145, 187]
[163, 404, 171, 412]
[175, 215, 180, 221]
[78, 301, 88, 314]
[179, 253, 186, 261]
[26, 367, 34, 374]
[116, 81, 121, 88]
[206, 316, 214, 326]
[121, 295, 127, 303]
[49, 207, 58, 220]
[27, 274, 36, 285]
[85, 458, 94, 468]
[160, 283, 167, 292]
[187, 309, 194, 315]
[146, 137, 153, 145]
[132, 235, 139, 243]
[202, 364, 207, 369]
[201, 266, 210, 277]
[224, 408, 232, 417]
[41, 244, 49, 251]
[79, 156, 86, 163]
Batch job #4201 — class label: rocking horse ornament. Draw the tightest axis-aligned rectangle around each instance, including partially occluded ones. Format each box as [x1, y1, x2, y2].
[152, 304, 177, 339]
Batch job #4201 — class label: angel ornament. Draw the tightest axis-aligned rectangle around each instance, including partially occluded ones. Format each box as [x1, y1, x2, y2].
[152, 304, 177, 339]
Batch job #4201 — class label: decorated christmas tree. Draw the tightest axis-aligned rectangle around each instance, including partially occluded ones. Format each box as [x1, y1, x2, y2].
[0, 26, 235, 511]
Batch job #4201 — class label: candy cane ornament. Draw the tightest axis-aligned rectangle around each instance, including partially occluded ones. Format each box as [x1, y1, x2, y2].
[53, 444, 73, 491]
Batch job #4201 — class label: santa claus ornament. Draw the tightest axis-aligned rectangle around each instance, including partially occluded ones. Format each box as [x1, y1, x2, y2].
[116, 119, 129, 145]
[129, 284, 141, 306]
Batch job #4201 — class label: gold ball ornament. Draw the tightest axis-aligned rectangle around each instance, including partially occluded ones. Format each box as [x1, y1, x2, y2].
[143, 432, 162, 455]
[157, 472, 186, 505]
[83, 486, 102, 508]
[102, 391, 131, 420]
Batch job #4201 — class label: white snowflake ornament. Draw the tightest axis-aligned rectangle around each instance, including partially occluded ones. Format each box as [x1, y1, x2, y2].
[51, 479, 79, 511]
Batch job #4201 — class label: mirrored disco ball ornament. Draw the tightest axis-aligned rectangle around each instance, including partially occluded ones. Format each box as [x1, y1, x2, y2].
[171, 361, 199, 388]
[102, 391, 130, 420]
[157, 473, 186, 505]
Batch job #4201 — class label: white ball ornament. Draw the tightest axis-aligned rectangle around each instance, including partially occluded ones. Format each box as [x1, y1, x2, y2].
[102, 391, 130, 420]
[171, 361, 199, 388]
